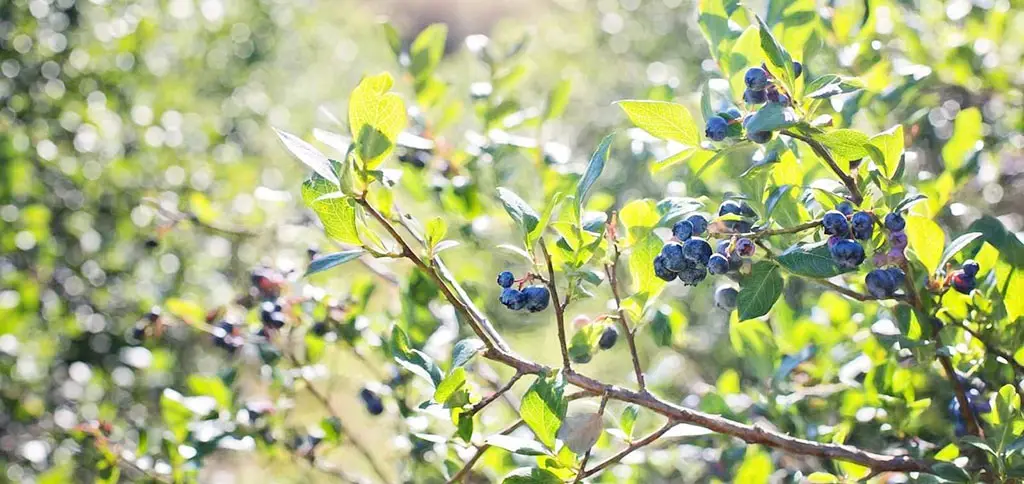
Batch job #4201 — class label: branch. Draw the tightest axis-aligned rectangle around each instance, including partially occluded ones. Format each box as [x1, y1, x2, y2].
[468, 371, 523, 416]
[539, 239, 572, 372]
[581, 420, 678, 478]
[782, 131, 863, 205]
[810, 278, 905, 302]
[710, 219, 822, 240]
[448, 419, 524, 484]
[604, 246, 647, 392]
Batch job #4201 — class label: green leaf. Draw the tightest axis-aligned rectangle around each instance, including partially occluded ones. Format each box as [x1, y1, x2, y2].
[736, 261, 783, 320]
[434, 367, 467, 404]
[619, 198, 660, 244]
[938, 232, 983, 269]
[485, 435, 551, 456]
[391, 327, 444, 387]
[543, 79, 572, 121]
[165, 298, 205, 324]
[497, 187, 540, 237]
[629, 232, 667, 298]
[273, 127, 339, 186]
[754, 15, 794, 85]
[520, 374, 568, 449]
[619, 405, 639, 439]
[776, 241, 849, 278]
[348, 72, 408, 168]
[869, 124, 903, 178]
[160, 389, 194, 443]
[813, 129, 871, 162]
[302, 175, 362, 245]
[410, 24, 447, 82]
[905, 216, 946, 274]
[528, 192, 565, 248]
[425, 217, 447, 249]
[942, 107, 982, 172]
[305, 333, 326, 363]
[806, 472, 840, 484]
[502, 467, 563, 484]
[380, 22, 402, 59]
[576, 134, 614, 217]
[306, 250, 364, 276]
[743, 102, 799, 133]
[966, 216, 1024, 267]
[804, 74, 864, 99]
[556, 412, 603, 454]
[451, 339, 485, 369]
[616, 100, 699, 146]
[186, 375, 232, 411]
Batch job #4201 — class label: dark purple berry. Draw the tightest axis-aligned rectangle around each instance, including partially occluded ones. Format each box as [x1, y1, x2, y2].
[951, 272, 975, 295]
[497, 271, 515, 288]
[705, 116, 729, 141]
[672, 220, 694, 240]
[889, 230, 908, 250]
[677, 265, 707, 286]
[598, 327, 618, 350]
[660, 243, 687, 272]
[851, 211, 874, 240]
[744, 67, 769, 91]
[962, 260, 980, 278]
[748, 130, 772, 143]
[716, 240, 731, 254]
[360, 388, 384, 416]
[500, 288, 527, 310]
[735, 238, 755, 257]
[685, 215, 708, 235]
[792, 61, 803, 78]
[707, 254, 730, 275]
[836, 202, 854, 216]
[884, 212, 906, 231]
[865, 269, 896, 298]
[522, 286, 550, 312]
[653, 255, 678, 281]
[682, 238, 713, 266]
[718, 201, 743, 217]
[714, 286, 738, 310]
[822, 210, 850, 236]
[743, 88, 768, 105]
[721, 107, 742, 120]
[830, 239, 865, 269]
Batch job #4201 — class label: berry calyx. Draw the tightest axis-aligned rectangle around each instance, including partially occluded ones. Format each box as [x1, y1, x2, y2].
[734, 237, 755, 257]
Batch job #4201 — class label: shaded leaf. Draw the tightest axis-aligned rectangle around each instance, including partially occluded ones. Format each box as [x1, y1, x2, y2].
[737, 261, 783, 320]
[306, 250, 364, 276]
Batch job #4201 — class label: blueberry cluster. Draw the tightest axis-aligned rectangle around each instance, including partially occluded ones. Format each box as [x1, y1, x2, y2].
[260, 300, 287, 329]
[948, 388, 991, 436]
[733, 62, 803, 144]
[212, 320, 245, 353]
[709, 237, 754, 276]
[654, 215, 713, 286]
[821, 203, 873, 269]
[497, 271, 550, 312]
[717, 199, 757, 233]
[949, 259, 981, 295]
[360, 387, 385, 415]
[873, 212, 909, 267]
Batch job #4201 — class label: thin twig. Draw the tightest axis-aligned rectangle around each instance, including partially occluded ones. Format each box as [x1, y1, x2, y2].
[468, 371, 523, 416]
[581, 420, 678, 478]
[539, 238, 572, 372]
[710, 219, 822, 240]
[781, 131, 863, 205]
[604, 249, 646, 392]
[447, 419, 525, 483]
[810, 278, 904, 302]
[955, 321, 1024, 377]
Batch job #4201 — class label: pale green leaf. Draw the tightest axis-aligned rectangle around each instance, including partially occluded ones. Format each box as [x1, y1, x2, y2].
[616, 100, 698, 146]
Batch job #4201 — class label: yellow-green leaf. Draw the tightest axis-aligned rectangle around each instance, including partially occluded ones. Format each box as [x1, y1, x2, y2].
[616, 100, 698, 146]
[905, 215, 945, 274]
[942, 107, 981, 172]
[348, 72, 408, 169]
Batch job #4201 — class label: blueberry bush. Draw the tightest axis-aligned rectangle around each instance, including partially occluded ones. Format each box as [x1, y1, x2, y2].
[3, 0, 1024, 482]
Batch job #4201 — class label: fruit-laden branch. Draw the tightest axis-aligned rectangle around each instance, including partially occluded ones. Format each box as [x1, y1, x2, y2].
[710, 219, 823, 240]
[358, 197, 936, 477]
[781, 131, 863, 205]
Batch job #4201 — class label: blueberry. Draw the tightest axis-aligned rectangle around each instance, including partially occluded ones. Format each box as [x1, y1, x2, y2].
[598, 326, 618, 350]
[822, 210, 850, 236]
[962, 259, 980, 278]
[968, 389, 992, 414]
[672, 220, 694, 241]
[836, 202, 854, 216]
[729, 253, 745, 272]
[850, 212, 874, 240]
[360, 388, 384, 416]
[721, 107, 742, 120]
[708, 254, 730, 275]
[718, 200, 743, 217]
[715, 240, 732, 254]
[792, 61, 803, 78]
[951, 272, 975, 295]
[522, 286, 551, 312]
[714, 286, 739, 310]
[766, 88, 789, 106]
[954, 419, 967, 437]
[686, 215, 708, 235]
[724, 220, 754, 233]
[865, 269, 895, 298]
[267, 312, 286, 329]
[705, 116, 729, 141]
[660, 243, 687, 272]
[131, 324, 147, 341]
[884, 212, 905, 232]
[830, 239, 865, 269]
[748, 130, 772, 144]
[885, 267, 906, 288]
[496, 271, 515, 288]
[889, 230, 908, 250]
[500, 288, 527, 310]
[743, 88, 768, 105]
[311, 321, 329, 336]
[744, 67, 769, 91]
[735, 238, 755, 257]
[145, 307, 162, 322]
[653, 255, 678, 281]
[682, 238, 714, 266]
[677, 265, 707, 286]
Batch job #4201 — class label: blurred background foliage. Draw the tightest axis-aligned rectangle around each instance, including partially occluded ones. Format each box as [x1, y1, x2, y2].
[0, 0, 1022, 482]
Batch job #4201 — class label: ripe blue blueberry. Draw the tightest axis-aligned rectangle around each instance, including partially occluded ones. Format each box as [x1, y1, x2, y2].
[747, 130, 772, 144]
[660, 243, 686, 272]
[743, 88, 768, 105]
[653, 254, 678, 281]
[884, 212, 906, 231]
[830, 238, 865, 269]
[497, 271, 515, 288]
[522, 286, 551, 312]
[677, 265, 707, 286]
[686, 215, 708, 235]
[951, 271, 975, 295]
[500, 288, 527, 310]
[792, 61, 803, 78]
[744, 67, 769, 91]
[598, 326, 618, 350]
[886, 267, 906, 288]
[721, 107, 742, 120]
[865, 269, 896, 298]
[735, 237, 755, 257]
[968, 388, 992, 414]
[836, 202, 854, 216]
[962, 259, 980, 278]
[360, 388, 384, 416]
[707, 253, 730, 275]
[682, 238, 713, 267]
[822, 210, 850, 236]
[714, 286, 739, 310]
[672, 220, 694, 241]
[718, 200, 743, 217]
[850, 211, 874, 240]
[716, 239, 731, 254]
[705, 115, 729, 141]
